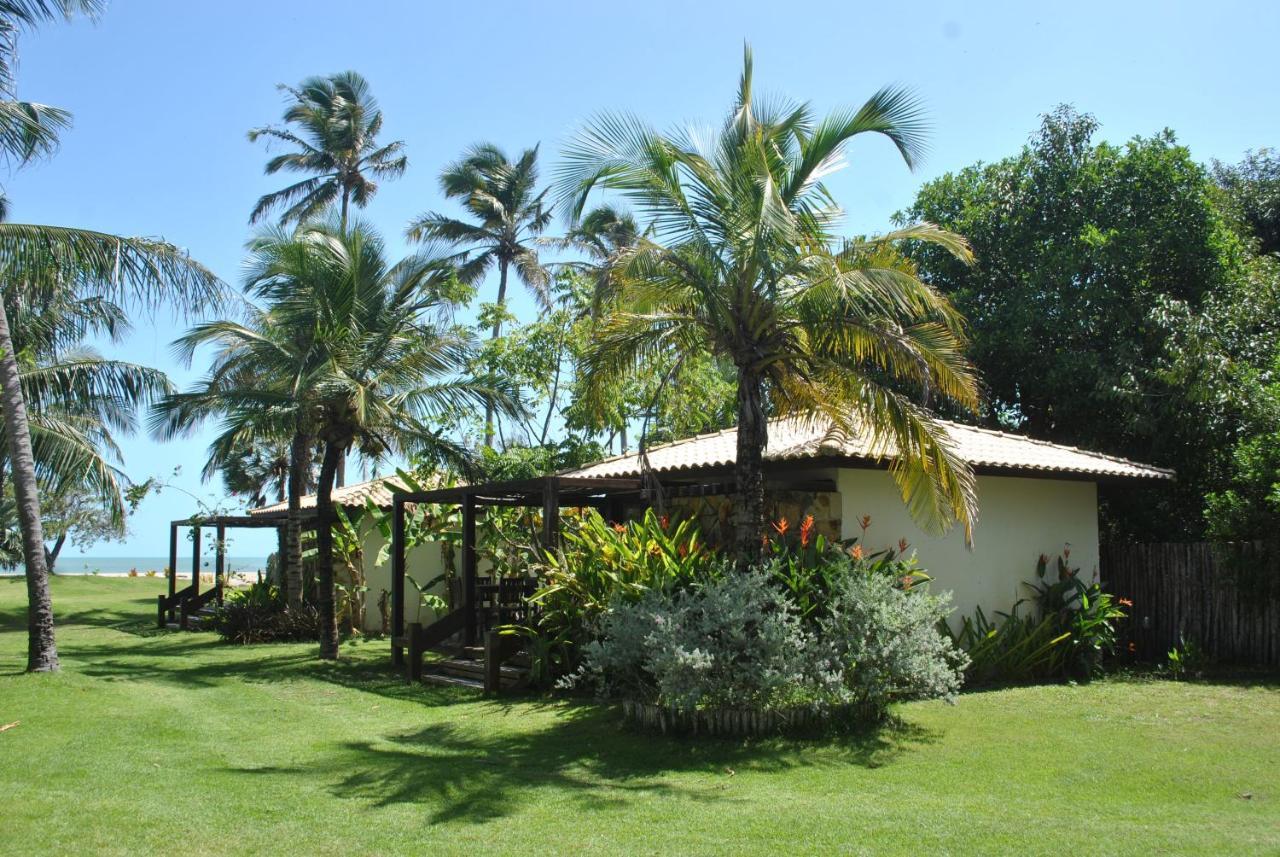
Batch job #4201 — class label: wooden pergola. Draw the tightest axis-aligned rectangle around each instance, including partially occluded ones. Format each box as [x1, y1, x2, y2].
[156, 514, 286, 629]
[388, 475, 643, 678]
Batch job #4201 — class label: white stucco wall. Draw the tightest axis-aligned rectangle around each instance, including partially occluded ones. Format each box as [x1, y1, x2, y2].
[358, 518, 450, 634]
[836, 469, 1100, 625]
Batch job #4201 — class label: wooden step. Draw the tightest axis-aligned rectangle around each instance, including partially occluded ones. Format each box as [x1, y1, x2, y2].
[431, 657, 526, 682]
[419, 672, 484, 690]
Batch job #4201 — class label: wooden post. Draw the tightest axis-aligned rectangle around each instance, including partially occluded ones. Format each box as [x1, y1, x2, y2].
[166, 522, 178, 623]
[191, 525, 201, 596]
[391, 498, 406, 667]
[462, 495, 477, 646]
[215, 523, 226, 604]
[407, 621, 423, 682]
[542, 477, 561, 550]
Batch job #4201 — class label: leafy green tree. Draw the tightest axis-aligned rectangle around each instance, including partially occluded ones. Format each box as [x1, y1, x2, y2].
[1213, 148, 1280, 256]
[559, 47, 980, 554]
[248, 71, 407, 229]
[408, 143, 552, 447]
[900, 106, 1262, 538]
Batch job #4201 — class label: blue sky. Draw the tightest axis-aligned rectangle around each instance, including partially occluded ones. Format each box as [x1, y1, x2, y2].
[8, 0, 1278, 558]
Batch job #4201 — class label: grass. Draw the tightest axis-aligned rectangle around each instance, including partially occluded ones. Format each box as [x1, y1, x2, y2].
[1, 577, 1278, 856]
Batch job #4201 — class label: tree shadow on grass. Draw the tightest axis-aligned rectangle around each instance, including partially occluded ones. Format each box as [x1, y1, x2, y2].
[233, 702, 938, 827]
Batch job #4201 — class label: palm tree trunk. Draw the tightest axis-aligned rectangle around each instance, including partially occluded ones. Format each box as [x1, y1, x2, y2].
[732, 365, 768, 559]
[314, 441, 343, 659]
[336, 189, 351, 486]
[483, 260, 511, 448]
[284, 428, 308, 609]
[0, 298, 59, 672]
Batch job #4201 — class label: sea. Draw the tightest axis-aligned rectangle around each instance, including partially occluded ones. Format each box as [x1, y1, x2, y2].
[44, 556, 271, 575]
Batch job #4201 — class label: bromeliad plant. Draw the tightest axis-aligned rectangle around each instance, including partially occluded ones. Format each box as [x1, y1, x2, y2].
[765, 514, 930, 624]
[1021, 549, 1127, 678]
[947, 548, 1129, 685]
[509, 508, 715, 683]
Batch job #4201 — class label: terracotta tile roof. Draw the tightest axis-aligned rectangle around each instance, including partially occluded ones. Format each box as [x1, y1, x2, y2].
[561, 417, 1174, 482]
[249, 475, 406, 517]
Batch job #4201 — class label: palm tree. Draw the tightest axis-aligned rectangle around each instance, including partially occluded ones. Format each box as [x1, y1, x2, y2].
[0, 231, 220, 671]
[169, 220, 520, 658]
[407, 143, 552, 447]
[248, 71, 407, 230]
[152, 294, 324, 610]
[558, 47, 981, 555]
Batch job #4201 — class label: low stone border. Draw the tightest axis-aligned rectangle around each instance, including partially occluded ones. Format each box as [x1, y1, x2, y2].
[620, 699, 882, 736]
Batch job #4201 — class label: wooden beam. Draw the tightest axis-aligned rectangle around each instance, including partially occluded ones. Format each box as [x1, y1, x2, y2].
[391, 498, 406, 667]
[542, 477, 561, 549]
[167, 522, 177, 608]
[462, 495, 477, 646]
[190, 525, 201, 597]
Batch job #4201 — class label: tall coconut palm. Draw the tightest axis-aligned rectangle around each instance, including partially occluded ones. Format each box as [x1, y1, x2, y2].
[407, 143, 552, 447]
[559, 47, 981, 555]
[152, 293, 324, 610]
[0, 230, 220, 671]
[170, 220, 520, 658]
[248, 71, 407, 230]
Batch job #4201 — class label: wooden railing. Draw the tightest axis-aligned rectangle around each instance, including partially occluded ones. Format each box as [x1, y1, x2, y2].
[156, 583, 196, 628]
[402, 608, 469, 682]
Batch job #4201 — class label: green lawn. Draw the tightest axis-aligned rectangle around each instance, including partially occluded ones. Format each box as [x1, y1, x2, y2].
[1, 577, 1277, 856]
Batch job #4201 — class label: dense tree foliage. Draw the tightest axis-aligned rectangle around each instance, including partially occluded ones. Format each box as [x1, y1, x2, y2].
[901, 107, 1280, 540]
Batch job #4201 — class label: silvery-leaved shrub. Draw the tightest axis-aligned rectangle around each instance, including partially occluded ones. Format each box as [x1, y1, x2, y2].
[577, 566, 813, 713]
[816, 570, 969, 713]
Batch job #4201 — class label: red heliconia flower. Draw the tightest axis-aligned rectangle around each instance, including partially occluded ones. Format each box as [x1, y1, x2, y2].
[1119, 597, 1134, 608]
[660, 515, 670, 530]
[859, 515, 872, 532]
[799, 515, 815, 547]
[898, 538, 910, 554]
[772, 518, 790, 537]
[677, 543, 689, 558]
[1128, 642, 1137, 654]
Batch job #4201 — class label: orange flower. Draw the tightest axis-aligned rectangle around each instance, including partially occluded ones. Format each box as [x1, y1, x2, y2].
[660, 515, 670, 530]
[1118, 597, 1133, 608]
[771, 518, 790, 537]
[799, 515, 815, 547]
[850, 544, 864, 560]
[677, 543, 689, 558]
[612, 523, 627, 534]
[859, 515, 872, 533]
[898, 538, 910, 554]
[901, 576, 913, 591]
[762, 533, 772, 547]
[1128, 642, 1137, 654]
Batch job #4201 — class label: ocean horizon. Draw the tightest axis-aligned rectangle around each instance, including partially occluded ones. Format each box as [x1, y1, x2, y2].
[42, 556, 271, 575]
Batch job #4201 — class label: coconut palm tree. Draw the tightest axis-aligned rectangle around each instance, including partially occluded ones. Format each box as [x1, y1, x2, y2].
[558, 47, 982, 555]
[248, 71, 407, 230]
[153, 291, 325, 610]
[0, 231, 220, 671]
[165, 220, 520, 658]
[407, 143, 552, 447]
[0, 1, 223, 672]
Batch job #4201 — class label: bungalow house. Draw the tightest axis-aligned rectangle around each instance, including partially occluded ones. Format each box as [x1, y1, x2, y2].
[222, 417, 1170, 644]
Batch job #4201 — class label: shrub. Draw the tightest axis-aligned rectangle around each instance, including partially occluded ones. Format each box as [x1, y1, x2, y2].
[946, 550, 1129, 685]
[209, 582, 321, 644]
[513, 508, 715, 679]
[574, 566, 812, 712]
[816, 569, 968, 713]
[575, 559, 966, 725]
